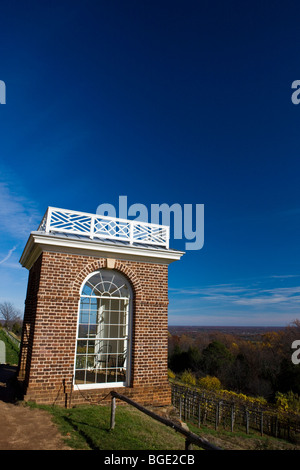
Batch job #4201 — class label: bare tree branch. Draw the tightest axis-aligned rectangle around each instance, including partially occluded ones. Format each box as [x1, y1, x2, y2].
[0, 302, 21, 330]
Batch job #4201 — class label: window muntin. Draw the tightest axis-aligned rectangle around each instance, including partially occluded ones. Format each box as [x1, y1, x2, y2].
[81, 270, 130, 298]
[74, 270, 132, 388]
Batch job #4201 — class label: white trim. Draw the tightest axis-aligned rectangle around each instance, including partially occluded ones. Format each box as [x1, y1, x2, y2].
[73, 268, 133, 390]
[74, 382, 126, 390]
[76, 337, 128, 341]
[41, 206, 170, 248]
[46, 205, 167, 230]
[80, 295, 131, 300]
[19, 232, 184, 270]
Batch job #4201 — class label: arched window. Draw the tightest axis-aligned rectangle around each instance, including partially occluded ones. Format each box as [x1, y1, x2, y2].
[74, 269, 132, 388]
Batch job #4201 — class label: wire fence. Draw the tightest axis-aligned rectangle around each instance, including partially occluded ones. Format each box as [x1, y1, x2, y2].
[171, 382, 300, 443]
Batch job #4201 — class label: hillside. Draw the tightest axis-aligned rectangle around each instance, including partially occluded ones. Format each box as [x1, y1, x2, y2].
[27, 401, 300, 451]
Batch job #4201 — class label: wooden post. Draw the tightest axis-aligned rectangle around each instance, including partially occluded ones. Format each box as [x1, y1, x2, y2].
[179, 396, 182, 420]
[231, 404, 235, 432]
[185, 438, 193, 451]
[275, 415, 278, 438]
[110, 391, 222, 450]
[245, 409, 249, 434]
[110, 396, 116, 430]
[204, 399, 207, 424]
[215, 402, 219, 430]
[260, 411, 263, 436]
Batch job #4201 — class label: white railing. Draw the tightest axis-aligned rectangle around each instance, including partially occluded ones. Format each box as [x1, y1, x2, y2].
[37, 207, 170, 249]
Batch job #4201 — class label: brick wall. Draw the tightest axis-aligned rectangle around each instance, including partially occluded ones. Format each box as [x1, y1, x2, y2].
[18, 250, 171, 407]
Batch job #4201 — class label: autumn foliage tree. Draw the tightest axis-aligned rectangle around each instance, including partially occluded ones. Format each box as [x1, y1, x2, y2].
[168, 321, 300, 401]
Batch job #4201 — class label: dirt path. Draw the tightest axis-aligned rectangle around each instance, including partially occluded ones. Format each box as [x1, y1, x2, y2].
[0, 365, 72, 450]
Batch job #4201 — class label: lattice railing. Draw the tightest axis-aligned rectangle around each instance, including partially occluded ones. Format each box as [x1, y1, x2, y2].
[37, 207, 169, 248]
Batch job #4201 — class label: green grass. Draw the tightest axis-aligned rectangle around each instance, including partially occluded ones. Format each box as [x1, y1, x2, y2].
[27, 402, 189, 450]
[26, 400, 300, 450]
[187, 420, 300, 450]
[0, 329, 19, 365]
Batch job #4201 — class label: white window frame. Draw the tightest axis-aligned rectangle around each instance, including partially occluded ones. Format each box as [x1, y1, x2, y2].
[73, 270, 132, 390]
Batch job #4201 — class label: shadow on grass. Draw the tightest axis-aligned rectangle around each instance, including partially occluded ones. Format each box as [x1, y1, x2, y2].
[60, 414, 112, 450]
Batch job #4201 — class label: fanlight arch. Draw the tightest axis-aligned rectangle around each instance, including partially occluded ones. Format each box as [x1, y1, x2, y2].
[80, 270, 131, 298]
[74, 269, 132, 388]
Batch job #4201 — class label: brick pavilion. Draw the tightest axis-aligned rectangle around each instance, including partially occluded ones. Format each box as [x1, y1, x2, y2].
[17, 207, 184, 406]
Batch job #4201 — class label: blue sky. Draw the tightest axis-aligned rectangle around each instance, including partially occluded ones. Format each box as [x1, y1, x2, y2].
[0, 0, 300, 326]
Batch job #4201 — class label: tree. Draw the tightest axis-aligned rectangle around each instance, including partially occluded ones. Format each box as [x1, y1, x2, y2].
[168, 345, 201, 374]
[276, 357, 300, 395]
[0, 302, 21, 330]
[200, 340, 233, 379]
[168, 345, 190, 373]
[12, 321, 22, 336]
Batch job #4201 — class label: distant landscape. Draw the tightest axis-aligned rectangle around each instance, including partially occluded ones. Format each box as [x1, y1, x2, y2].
[169, 325, 285, 342]
[168, 321, 300, 406]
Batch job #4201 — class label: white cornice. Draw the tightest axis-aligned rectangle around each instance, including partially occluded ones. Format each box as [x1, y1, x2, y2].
[19, 232, 185, 270]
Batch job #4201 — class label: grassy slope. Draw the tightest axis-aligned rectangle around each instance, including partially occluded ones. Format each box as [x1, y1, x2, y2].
[28, 403, 188, 451]
[188, 422, 300, 451]
[28, 401, 300, 451]
[0, 329, 19, 365]
[4, 326, 298, 451]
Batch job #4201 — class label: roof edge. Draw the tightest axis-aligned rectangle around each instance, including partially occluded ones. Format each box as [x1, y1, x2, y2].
[19, 231, 185, 270]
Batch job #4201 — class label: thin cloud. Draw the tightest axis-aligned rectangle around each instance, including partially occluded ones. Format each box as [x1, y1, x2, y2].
[170, 281, 300, 308]
[169, 284, 249, 296]
[234, 295, 292, 306]
[0, 246, 17, 265]
[0, 181, 40, 239]
[270, 274, 300, 279]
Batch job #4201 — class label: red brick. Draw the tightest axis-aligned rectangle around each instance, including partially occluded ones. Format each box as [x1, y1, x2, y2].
[18, 250, 171, 407]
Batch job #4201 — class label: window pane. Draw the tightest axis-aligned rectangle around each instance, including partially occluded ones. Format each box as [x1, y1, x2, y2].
[75, 370, 85, 383]
[75, 269, 131, 386]
[86, 355, 95, 369]
[77, 340, 87, 353]
[76, 355, 86, 370]
[82, 284, 93, 296]
[79, 312, 89, 324]
[89, 324, 97, 337]
[78, 325, 88, 338]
